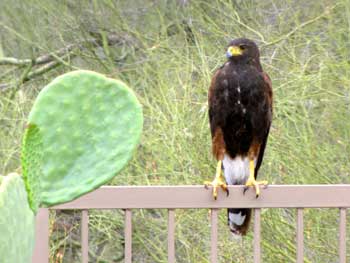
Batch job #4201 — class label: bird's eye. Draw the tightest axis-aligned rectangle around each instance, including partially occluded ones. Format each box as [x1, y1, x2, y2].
[239, 45, 247, 50]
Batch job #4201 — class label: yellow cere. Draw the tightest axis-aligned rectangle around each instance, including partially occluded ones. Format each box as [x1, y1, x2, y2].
[228, 46, 242, 56]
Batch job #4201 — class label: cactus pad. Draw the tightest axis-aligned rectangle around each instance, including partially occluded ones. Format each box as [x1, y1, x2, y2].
[0, 173, 35, 262]
[22, 70, 143, 211]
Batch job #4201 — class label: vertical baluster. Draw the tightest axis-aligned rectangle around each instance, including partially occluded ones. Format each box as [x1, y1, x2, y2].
[32, 208, 50, 263]
[81, 210, 89, 263]
[254, 208, 261, 263]
[296, 208, 304, 263]
[168, 209, 175, 263]
[125, 209, 132, 263]
[211, 209, 218, 263]
[339, 208, 347, 263]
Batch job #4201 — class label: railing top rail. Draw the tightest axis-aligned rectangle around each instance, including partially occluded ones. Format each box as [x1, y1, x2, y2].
[51, 185, 350, 209]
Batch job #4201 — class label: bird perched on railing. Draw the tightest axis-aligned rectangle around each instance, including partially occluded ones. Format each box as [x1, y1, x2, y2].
[205, 38, 273, 236]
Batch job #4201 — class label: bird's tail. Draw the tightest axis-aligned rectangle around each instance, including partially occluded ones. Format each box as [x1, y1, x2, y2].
[227, 208, 251, 236]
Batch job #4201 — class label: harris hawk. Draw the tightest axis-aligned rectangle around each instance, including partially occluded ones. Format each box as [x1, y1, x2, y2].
[204, 38, 273, 235]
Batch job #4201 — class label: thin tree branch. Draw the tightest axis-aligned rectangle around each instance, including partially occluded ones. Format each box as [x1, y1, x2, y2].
[0, 57, 32, 66]
[0, 33, 137, 91]
[0, 34, 127, 66]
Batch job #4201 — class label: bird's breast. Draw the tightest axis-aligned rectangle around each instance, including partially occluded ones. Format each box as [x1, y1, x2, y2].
[219, 67, 265, 114]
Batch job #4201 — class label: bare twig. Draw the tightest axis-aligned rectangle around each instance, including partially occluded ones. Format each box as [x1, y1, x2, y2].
[0, 57, 32, 66]
[0, 60, 64, 91]
[26, 60, 61, 80]
[0, 34, 127, 67]
[0, 33, 137, 91]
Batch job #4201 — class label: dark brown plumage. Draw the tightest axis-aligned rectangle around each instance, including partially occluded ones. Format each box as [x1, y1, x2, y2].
[207, 38, 273, 235]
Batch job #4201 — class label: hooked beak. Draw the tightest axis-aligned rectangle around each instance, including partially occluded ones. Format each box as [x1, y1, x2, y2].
[226, 46, 242, 58]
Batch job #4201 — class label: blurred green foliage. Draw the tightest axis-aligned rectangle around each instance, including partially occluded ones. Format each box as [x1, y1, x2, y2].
[0, 0, 349, 262]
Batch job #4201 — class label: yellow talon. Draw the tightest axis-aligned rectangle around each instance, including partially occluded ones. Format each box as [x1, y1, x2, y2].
[204, 160, 229, 200]
[244, 160, 268, 198]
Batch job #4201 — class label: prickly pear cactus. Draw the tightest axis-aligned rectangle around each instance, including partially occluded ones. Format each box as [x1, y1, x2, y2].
[22, 70, 143, 211]
[0, 173, 35, 262]
[22, 124, 43, 213]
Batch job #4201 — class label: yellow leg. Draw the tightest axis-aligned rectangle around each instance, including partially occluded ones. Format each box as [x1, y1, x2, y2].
[204, 160, 229, 200]
[244, 160, 268, 198]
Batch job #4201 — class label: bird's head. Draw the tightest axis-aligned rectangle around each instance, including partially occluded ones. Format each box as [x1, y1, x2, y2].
[226, 38, 260, 62]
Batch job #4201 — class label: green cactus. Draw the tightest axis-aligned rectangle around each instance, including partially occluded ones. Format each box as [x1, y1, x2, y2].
[0, 173, 35, 262]
[22, 70, 143, 212]
[22, 124, 43, 213]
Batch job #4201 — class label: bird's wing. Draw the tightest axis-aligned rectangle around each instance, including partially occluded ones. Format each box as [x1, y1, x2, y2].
[208, 69, 221, 137]
[208, 68, 226, 160]
[254, 72, 273, 178]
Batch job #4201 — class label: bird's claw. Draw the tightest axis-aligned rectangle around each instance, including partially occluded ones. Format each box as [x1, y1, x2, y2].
[243, 180, 268, 198]
[243, 186, 249, 195]
[204, 179, 229, 200]
[204, 160, 229, 199]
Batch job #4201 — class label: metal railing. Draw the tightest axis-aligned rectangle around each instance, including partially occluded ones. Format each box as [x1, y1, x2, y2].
[32, 185, 350, 263]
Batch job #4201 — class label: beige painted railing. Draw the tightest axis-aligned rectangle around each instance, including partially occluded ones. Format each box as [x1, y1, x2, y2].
[32, 185, 350, 263]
